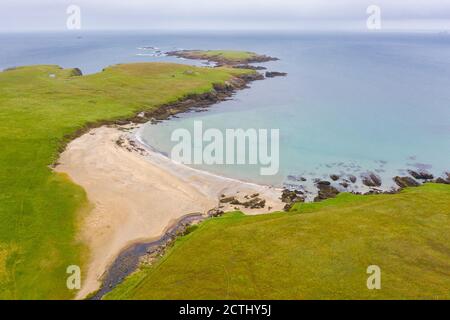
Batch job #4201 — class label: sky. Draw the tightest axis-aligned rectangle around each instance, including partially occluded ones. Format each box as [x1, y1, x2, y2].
[1, 0, 450, 32]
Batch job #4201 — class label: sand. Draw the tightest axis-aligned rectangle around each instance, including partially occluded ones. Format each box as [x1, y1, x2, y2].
[54, 126, 283, 299]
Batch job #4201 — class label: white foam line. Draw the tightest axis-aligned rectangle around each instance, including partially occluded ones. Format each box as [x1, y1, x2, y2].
[133, 125, 279, 191]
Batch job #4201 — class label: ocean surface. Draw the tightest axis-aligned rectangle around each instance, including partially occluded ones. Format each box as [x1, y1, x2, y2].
[2, 31, 449, 190]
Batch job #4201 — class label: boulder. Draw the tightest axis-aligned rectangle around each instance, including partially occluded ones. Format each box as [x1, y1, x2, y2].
[408, 170, 434, 180]
[393, 176, 420, 188]
[280, 189, 304, 203]
[361, 172, 382, 187]
[314, 184, 340, 202]
[219, 196, 236, 204]
[340, 182, 349, 188]
[330, 174, 340, 181]
[265, 71, 288, 78]
[434, 177, 449, 184]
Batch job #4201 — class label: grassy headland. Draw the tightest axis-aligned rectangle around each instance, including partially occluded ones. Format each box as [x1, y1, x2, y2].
[167, 50, 277, 65]
[0, 62, 253, 299]
[106, 183, 450, 300]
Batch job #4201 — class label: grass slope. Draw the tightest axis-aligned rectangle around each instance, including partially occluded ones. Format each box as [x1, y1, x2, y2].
[0, 63, 251, 299]
[106, 184, 450, 300]
[179, 50, 263, 63]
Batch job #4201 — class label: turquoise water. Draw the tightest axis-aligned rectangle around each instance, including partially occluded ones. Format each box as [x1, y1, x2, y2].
[137, 33, 450, 188]
[2, 31, 449, 188]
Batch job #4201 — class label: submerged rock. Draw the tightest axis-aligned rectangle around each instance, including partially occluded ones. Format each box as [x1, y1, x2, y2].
[348, 175, 357, 183]
[330, 174, 340, 181]
[394, 176, 420, 188]
[340, 182, 349, 188]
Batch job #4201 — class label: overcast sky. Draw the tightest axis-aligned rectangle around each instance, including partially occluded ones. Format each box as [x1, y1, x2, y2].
[1, 0, 450, 32]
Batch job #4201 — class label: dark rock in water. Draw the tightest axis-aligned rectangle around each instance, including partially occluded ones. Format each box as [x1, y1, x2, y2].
[314, 184, 340, 202]
[340, 182, 349, 188]
[408, 170, 434, 180]
[361, 172, 382, 187]
[287, 175, 307, 182]
[265, 71, 288, 78]
[434, 177, 449, 184]
[348, 175, 357, 183]
[330, 174, 340, 181]
[316, 180, 331, 186]
[233, 64, 267, 70]
[280, 189, 305, 211]
[394, 176, 420, 188]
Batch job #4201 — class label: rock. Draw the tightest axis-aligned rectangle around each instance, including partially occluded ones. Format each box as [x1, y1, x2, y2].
[317, 180, 331, 186]
[265, 71, 288, 78]
[280, 189, 305, 211]
[330, 174, 340, 181]
[314, 184, 340, 202]
[69, 68, 83, 76]
[219, 196, 236, 204]
[287, 175, 307, 182]
[340, 182, 349, 188]
[348, 175, 357, 183]
[361, 172, 382, 187]
[434, 177, 449, 184]
[408, 170, 434, 180]
[280, 189, 304, 203]
[208, 208, 224, 217]
[233, 64, 267, 70]
[393, 176, 420, 188]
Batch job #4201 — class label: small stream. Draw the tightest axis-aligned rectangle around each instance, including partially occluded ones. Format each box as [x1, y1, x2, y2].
[90, 213, 206, 300]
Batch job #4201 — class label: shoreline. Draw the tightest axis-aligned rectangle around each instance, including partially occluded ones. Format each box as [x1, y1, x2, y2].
[55, 125, 285, 299]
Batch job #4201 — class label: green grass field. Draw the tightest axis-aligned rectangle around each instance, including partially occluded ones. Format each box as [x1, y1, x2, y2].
[0, 63, 250, 299]
[106, 184, 450, 300]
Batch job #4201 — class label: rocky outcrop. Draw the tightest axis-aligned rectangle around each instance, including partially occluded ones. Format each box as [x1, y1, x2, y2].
[408, 170, 434, 180]
[433, 172, 450, 184]
[434, 177, 449, 184]
[265, 71, 288, 78]
[394, 176, 420, 188]
[361, 172, 382, 187]
[280, 189, 305, 211]
[220, 195, 266, 209]
[233, 65, 267, 70]
[314, 182, 340, 202]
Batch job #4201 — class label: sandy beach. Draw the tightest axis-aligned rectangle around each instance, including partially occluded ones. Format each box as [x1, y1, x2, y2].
[55, 125, 283, 299]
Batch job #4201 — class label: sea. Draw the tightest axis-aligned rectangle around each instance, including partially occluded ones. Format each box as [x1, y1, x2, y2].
[2, 30, 449, 190]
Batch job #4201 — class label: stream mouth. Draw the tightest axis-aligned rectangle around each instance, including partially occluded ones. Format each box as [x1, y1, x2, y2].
[90, 213, 205, 300]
